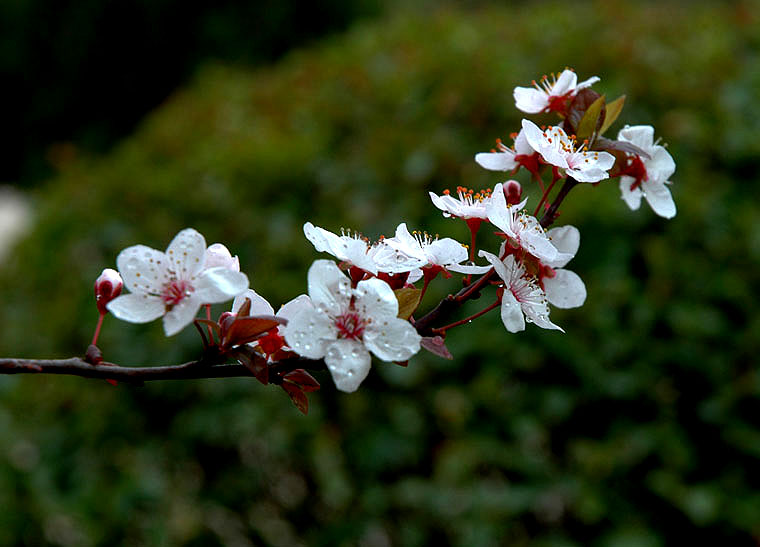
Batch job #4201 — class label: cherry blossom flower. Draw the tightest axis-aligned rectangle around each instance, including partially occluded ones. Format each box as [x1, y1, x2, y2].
[479, 250, 563, 333]
[521, 120, 615, 183]
[107, 228, 249, 336]
[485, 182, 559, 263]
[616, 125, 676, 219]
[428, 186, 495, 220]
[542, 225, 586, 309]
[513, 69, 600, 114]
[204, 243, 240, 272]
[283, 260, 421, 392]
[383, 223, 491, 276]
[94, 268, 123, 314]
[475, 129, 536, 173]
[303, 222, 420, 275]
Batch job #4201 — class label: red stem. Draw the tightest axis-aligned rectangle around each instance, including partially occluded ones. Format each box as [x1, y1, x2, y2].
[431, 298, 501, 334]
[91, 313, 105, 346]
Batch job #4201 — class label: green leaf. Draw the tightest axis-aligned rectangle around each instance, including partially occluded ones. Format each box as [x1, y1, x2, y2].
[600, 95, 626, 135]
[394, 287, 422, 320]
[576, 94, 606, 141]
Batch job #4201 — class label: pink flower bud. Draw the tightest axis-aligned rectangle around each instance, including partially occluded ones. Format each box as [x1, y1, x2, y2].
[95, 268, 123, 314]
[503, 179, 523, 205]
[205, 243, 240, 271]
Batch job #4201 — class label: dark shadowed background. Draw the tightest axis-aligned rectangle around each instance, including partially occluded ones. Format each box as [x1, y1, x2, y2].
[1, 1, 760, 545]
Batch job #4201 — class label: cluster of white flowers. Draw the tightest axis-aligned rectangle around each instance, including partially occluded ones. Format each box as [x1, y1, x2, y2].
[100, 68, 676, 397]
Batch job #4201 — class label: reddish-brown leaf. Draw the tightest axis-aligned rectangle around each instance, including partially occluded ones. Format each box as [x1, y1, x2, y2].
[420, 335, 454, 360]
[222, 315, 284, 348]
[282, 383, 309, 415]
[283, 369, 321, 392]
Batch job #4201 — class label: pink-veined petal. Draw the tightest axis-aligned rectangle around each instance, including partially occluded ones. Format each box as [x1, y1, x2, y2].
[232, 288, 274, 315]
[165, 228, 207, 280]
[307, 260, 352, 316]
[324, 339, 371, 393]
[283, 303, 336, 359]
[643, 180, 677, 219]
[363, 317, 421, 362]
[107, 293, 165, 324]
[116, 244, 168, 295]
[195, 268, 249, 304]
[544, 269, 587, 309]
[163, 297, 202, 336]
[500, 291, 525, 333]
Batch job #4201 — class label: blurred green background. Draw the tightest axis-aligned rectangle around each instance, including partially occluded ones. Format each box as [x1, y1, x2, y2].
[2, 0, 760, 545]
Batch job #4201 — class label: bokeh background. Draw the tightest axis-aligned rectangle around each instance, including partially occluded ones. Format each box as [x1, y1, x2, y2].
[2, 0, 760, 545]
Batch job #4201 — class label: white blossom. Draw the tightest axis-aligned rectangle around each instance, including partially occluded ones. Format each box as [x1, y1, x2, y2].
[383, 223, 491, 276]
[303, 222, 420, 275]
[479, 251, 563, 333]
[521, 119, 615, 183]
[617, 125, 676, 219]
[429, 186, 495, 220]
[283, 260, 421, 392]
[204, 243, 240, 272]
[485, 182, 558, 263]
[513, 69, 600, 114]
[107, 228, 249, 336]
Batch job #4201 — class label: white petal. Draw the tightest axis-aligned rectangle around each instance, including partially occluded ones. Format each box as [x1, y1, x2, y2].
[429, 192, 463, 217]
[425, 237, 468, 266]
[546, 225, 580, 268]
[485, 182, 510, 233]
[303, 222, 340, 254]
[283, 304, 336, 359]
[475, 152, 518, 171]
[364, 317, 421, 362]
[195, 268, 249, 304]
[407, 268, 423, 283]
[354, 277, 398, 322]
[647, 146, 676, 182]
[276, 294, 312, 320]
[513, 129, 534, 155]
[551, 69, 578, 96]
[116, 244, 168, 295]
[500, 291, 525, 333]
[205, 243, 239, 271]
[619, 177, 643, 211]
[166, 228, 207, 280]
[307, 260, 352, 316]
[446, 262, 492, 275]
[389, 223, 423, 258]
[107, 293, 165, 323]
[617, 125, 654, 150]
[520, 229, 559, 263]
[522, 298, 564, 332]
[544, 269, 587, 309]
[513, 87, 548, 114]
[324, 339, 372, 393]
[643, 180, 677, 219]
[522, 120, 568, 168]
[479, 249, 509, 284]
[163, 297, 203, 336]
[232, 288, 274, 315]
[575, 75, 600, 90]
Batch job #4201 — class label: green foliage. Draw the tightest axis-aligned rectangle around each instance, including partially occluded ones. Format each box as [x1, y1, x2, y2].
[2, 1, 760, 544]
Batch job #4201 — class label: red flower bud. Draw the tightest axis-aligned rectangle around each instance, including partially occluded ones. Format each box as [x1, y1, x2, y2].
[95, 268, 123, 314]
[503, 180, 523, 205]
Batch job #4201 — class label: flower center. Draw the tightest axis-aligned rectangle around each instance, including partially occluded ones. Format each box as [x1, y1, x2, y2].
[162, 279, 193, 306]
[334, 312, 367, 340]
[624, 156, 649, 191]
